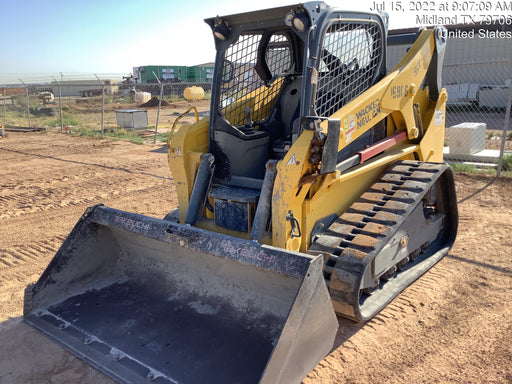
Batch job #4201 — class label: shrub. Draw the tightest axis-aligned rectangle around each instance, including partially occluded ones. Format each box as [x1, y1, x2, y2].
[502, 154, 512, 172]
[451, 163, 479, 173]
[46, 116, 82, 127]
[103, 128, 145, 144]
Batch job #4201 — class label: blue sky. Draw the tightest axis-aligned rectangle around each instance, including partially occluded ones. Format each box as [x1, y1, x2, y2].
[0, 0, 485, 84]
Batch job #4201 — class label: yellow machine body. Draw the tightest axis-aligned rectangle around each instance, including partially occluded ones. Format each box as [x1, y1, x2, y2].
[169, 28, 448, 252]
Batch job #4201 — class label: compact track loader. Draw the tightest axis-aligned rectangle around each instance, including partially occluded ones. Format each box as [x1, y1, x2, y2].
[24, 2, 458, 384]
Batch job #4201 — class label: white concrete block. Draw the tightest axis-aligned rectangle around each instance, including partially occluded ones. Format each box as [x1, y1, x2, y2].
[115, 109, 148, 129]
[446, 122, 486, 155]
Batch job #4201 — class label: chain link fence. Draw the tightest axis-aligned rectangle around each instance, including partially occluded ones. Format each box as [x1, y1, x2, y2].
[2, 23, 512, 175]
[388, 23, 512, 175]
[1, 79, 212, 140]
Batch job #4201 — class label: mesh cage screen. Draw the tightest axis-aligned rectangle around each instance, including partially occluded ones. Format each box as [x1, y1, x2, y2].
[219, 33, 292, 126]
[316, 21, 382, 117]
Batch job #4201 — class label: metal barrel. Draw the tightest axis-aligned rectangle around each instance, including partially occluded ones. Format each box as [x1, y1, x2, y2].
[24, 205, 338, 384]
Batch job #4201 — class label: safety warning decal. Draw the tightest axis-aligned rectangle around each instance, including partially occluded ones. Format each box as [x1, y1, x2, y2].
[434, 110, 444, 126]
[287, 154, 298, 165]
[345, 114, 356, 142]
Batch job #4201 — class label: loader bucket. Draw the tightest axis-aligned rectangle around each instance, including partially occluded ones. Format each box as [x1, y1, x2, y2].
[24, 205, 338, 384]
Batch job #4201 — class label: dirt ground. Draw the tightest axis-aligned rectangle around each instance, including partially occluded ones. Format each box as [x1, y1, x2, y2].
[0, 124, 511, 383]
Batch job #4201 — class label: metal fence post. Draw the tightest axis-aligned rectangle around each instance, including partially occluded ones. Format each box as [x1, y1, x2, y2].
[52, 76, 63, 132]
[19, 79, 31, 128]
[152, 71, 163, 144]
[3, 87, 6, 128]
[497, 86, 512, 177]
[95, 74, 105, 136]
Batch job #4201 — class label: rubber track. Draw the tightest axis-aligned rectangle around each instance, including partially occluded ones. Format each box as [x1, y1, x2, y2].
[309, 160, 456, 321]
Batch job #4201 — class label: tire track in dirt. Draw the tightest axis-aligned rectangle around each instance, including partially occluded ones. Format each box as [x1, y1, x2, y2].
[0, 235, 68, 319]
[0, 236, 66, 270]
[0, 173, 172, 219]
[0, 141, 123, 162]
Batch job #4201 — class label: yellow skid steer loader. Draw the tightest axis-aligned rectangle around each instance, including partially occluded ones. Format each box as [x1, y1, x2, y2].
[24, 2, 458, 383]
